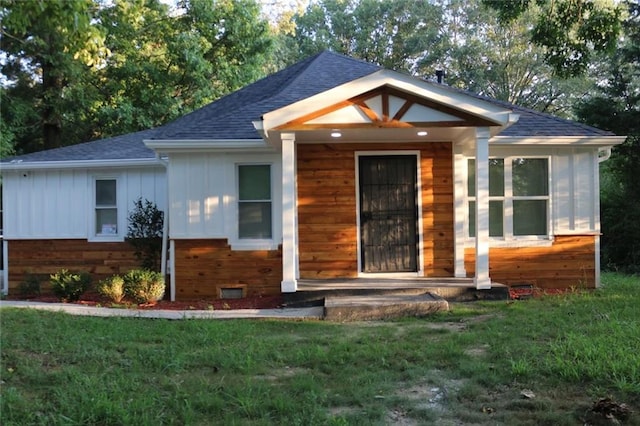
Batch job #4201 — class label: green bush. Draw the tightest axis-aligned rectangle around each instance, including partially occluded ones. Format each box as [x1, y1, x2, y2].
[123, 269, 165, 304]
[96, 275, 126, 303]
[18, 274, 42, 297]
[126, 198, 164, 271]
[49, 269, 91, 302]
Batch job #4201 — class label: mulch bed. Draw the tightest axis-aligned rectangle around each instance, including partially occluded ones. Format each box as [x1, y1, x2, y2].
[6, 292, 284, 311]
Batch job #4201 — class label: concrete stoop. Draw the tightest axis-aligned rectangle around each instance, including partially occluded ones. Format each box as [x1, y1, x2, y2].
[323, 293, 449, 321]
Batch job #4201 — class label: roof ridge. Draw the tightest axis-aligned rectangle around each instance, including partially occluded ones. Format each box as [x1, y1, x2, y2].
[280, 50, 382, 94]
[153, 53, 328, 135]
[269, 51, 327, 97]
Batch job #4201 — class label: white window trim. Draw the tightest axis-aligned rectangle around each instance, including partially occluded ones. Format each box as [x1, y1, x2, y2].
[465, 156, 552, 247]
[89, 176, 124, 242]
[230, 163, 279, 251]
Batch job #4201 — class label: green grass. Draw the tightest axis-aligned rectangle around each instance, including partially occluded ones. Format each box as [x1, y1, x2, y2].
[1, 272, 639, 425]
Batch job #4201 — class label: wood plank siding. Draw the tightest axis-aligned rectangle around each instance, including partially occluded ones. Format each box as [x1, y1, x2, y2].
[464, 235, 597, 289]
[297, 142, 455, 278]
[173, 239, 282, 299]
[7, 239, 139, 292]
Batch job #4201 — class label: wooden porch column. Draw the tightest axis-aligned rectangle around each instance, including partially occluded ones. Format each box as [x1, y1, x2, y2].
[281, 132, 298, 292]
[453, 144, 467, 278]
[475, 127, 491, 289]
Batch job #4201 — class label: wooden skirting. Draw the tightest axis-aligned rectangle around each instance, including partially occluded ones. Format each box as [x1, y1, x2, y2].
[173, 239, 282, 299]
[297, 142, 454, 279]
[7, 239, 139, 293]
[464, 235, 597, 289]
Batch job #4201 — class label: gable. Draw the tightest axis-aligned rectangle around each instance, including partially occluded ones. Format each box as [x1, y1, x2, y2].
[261, 69, 516, 138]
[278, 85, 495, 131]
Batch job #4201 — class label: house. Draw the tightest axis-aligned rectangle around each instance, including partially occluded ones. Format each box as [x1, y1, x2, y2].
[0, 51, 625, 300]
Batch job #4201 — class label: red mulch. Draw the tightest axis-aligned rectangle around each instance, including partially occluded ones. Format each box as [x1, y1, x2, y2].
[6, 292, 284, 310]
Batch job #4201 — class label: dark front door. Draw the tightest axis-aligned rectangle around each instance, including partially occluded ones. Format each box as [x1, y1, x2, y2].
[359, 155, 418, 273]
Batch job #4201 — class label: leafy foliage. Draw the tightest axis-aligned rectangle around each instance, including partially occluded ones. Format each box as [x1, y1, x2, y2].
[96, 275, 126, 303]
[17, 274, 42, 298]
[0, 0, 273, 155]
[123, 269, 165, 304]
[290, 0, 444, 73]
[49, 269, 91, 302]
[126, 198, 164, 271]
[574, 1, 640, 273]
[483, 0, 623, 77]
[281, 0, 593, 117]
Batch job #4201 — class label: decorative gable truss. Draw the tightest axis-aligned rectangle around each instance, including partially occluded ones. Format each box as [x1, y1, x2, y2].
[274, 86, 497, 131]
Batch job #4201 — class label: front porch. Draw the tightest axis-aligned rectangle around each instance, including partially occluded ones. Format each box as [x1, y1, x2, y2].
[284, 277, 509, 307]
[282, 277, 509, 321]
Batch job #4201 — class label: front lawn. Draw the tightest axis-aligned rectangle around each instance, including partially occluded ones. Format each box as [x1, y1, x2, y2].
[1, 272, 638, 425]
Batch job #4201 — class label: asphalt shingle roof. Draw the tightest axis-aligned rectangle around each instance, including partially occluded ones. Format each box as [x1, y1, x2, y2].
[3, 51, 614, 164]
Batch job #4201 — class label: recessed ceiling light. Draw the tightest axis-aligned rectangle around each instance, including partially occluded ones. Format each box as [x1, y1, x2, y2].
[331, 131, 342, 138]
[417, 131, 428, 136]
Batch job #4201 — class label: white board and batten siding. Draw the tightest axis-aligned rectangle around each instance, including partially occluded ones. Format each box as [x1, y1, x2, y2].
[2, 166, 167, 240]
[167, 152, 282, 249]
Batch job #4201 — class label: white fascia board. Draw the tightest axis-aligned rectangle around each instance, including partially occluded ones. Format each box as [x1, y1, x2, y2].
[144, 139, 274, 152]
[491, 136, 627, 147]
[0, 157, 163, 171]
[261, 69, 514, 130]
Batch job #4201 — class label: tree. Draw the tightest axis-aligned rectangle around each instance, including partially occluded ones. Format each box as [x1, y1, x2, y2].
[423, 0, 592, 117]
[127, 198, 164, 271]
[574, 1, 640, 273]
[1, 0, 109, 152]
[284, 0, 593, 118]
[483, 0, 624, 77]
[290, 0, 445, 73]
[1, 0, 274, 155]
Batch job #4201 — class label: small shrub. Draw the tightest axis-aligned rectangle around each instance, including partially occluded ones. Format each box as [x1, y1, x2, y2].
[50, 269, 91, 302]
[97, 275, 126, 303]
[18, 274, 42, 297]
[126, 198, 164, 271]
[123, 269, 165, 304]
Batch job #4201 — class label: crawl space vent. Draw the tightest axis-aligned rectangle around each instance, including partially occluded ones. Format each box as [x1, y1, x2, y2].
[220, 288, 244, 299]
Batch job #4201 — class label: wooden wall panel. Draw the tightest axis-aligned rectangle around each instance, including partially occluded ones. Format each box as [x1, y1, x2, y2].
[464, 235, 597, 289]
[174, 239, 282, 299]
[297, 142, 454, 278]
[7, 239, 139, 293]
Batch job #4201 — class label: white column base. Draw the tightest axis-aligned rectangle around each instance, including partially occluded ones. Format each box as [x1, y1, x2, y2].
[474, 277, 492, 290]
[281, 279, 298, 293]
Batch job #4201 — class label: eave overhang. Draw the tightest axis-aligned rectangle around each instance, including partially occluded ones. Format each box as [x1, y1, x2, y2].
[491, 136, 626, 147]
[0, 157, 164, 171]
[144, 139, 274, 153]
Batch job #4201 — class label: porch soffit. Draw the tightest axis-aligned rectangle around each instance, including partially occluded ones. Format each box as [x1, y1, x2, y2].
[273, 85, 498, 131]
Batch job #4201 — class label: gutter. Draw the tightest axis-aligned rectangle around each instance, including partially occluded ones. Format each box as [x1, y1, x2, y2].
[491, 136, 626, 146]
[144, 139, 273, 152]
[1, 157, 164, 171]
[598, 147, 613, 163]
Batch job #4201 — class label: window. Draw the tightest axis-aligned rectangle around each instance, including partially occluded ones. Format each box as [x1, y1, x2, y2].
[238, 165, 272, 239]
[95, 179, 118, 236]
[468, 159, 505, 237]
[512, 158, 548, 236]
[468, 157, 549, 238]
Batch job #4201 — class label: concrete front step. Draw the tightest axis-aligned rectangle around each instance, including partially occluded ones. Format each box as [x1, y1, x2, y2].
[324, 293, 449, 321]
[282, 285, 509, 308]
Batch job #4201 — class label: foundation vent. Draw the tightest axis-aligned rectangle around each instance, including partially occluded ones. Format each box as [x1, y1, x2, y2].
[219, 288, 244, 299]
